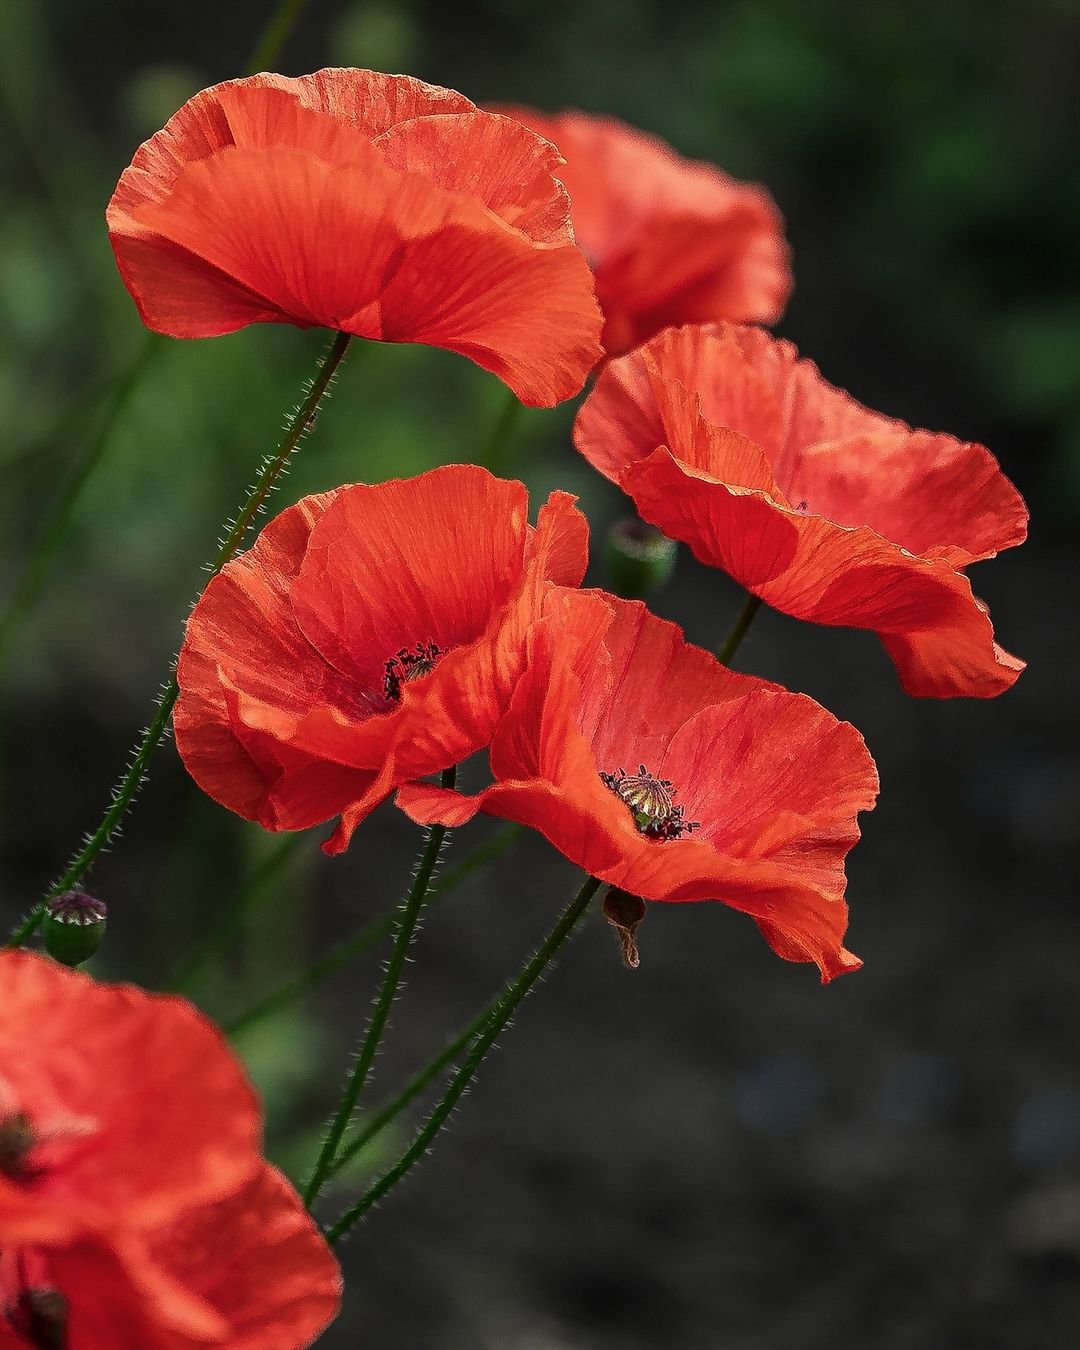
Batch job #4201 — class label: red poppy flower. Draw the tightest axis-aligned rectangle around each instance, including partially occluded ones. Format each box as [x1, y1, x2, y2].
[174, 465, 589, 854]
[399, 590, 878, 982]
[491, 106, 791, 356]
[0, 951, 340, 1347]
[574, 323, 1028, 698]
[107, 69, 603, 406]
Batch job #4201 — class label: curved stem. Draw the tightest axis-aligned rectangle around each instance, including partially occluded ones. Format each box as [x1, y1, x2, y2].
[247, 0, 313, 71]
[328, 1006, 492, 1182]
[303, 765, 457, 1210]
[479, 387, 524, 473]
[225, 824, 520, 1037]
[0, 0, 315, 668]
[326, 873, 601, 1242]
[5, 331, 352, 949]
[171, 832, 309, 994]
[0, 336, 163, 668]
[717, 593, 763, 667]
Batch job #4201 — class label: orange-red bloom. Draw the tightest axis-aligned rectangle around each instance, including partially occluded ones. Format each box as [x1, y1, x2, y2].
[0, 951, 339, 1348]
[107, 69, 603, 406]
[175, 465, 588, 853]
[574, 323, 1029, 698]
[491, 106, 791, 356]
[399, 591, 878, 982]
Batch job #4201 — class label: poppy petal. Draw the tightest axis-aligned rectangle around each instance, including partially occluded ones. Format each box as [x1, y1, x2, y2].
[175, 492, 381, 829]
[0, 952, 260, 1238]
[374, 110, 574, 244]
[148, 1164, 341, 1350]
[371, 215, 603, 405]
[490, 109, 792, 354]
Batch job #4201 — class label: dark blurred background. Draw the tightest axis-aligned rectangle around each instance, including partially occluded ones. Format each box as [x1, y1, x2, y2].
[1, 1, 1078, 1346]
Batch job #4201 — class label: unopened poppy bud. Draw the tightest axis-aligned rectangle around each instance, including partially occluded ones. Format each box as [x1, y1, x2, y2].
[602, 887, 647, 969]
[606, 518, 677, 600]
[42, 891, 107, 967]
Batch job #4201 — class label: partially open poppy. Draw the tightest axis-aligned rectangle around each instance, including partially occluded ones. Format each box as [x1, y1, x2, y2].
[174, 465, 589, 854]
[574, 323, 1028, 698]
[0, 951, 340, 1348]
[491, 107, 791, 356]
[107, 69, 603, 406]
[399, 591, 878, 982]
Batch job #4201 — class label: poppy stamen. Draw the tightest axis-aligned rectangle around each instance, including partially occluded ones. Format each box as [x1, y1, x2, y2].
[600, 764, 700, 841]
[383, 641, 443, 703]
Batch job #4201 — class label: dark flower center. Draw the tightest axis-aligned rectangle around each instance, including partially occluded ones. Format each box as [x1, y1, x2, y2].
[383, 641, 443, 703]
[600, 764, 700, 841]
[6, 1288, 69, 1350]
[0, 1113, 34, 1182]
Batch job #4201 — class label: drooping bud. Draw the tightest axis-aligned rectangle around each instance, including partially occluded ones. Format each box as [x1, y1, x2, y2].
[603, 887, 647, 970]
[42, 891, 107, 968]
[606, 518, 677, 600]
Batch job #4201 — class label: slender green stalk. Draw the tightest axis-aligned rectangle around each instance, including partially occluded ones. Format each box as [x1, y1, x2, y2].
[0, 0, 315, 663]
[170, 832, 308, 994]
[328, 1006, 493, 1181]
[326, 874, 602, 1241]
[5, 332, 352, 949]
[479, 387, 524, 473]
[0, 336, 163, 667]
[226, 824, 520, 1037]
[717, 593, 764, 667]
[303, 767, 457, 1209]
[248, 0, 313, 71]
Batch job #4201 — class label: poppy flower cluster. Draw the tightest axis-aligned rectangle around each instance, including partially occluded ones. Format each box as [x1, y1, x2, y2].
[103, 65, 1028, 988]
[74, 64, 1030, 1322]
[107, 68, 603, 406]
[0, 950, 339, 1348]
[174, 465, 878, 980]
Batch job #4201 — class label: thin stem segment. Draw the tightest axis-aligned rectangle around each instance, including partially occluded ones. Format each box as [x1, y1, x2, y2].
[0, 337, 163, 667]
[326, 873, 602, 1242]
[303, 765, 457, 1210]
[717, 593, 763, 667]
[328, 1005, 493, 1182]
[171, 831, 309, 994]
[0, 0, 314, 667]
[226, 824, 520, 1037]
[5, 331, 352, 949]
[247, 0, 313, 70]
[479, 387, 524, 473]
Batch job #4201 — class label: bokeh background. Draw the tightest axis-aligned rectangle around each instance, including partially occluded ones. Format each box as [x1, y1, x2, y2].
[2, 1, 1078, 1345]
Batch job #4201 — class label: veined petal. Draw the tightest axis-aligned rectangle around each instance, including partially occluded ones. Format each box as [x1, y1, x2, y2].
[374, 110, 574, 244]
[371, 214, 603, 405]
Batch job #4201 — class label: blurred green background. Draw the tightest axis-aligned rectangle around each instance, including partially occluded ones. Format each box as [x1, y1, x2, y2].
[1, 2, 1078, 1347]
